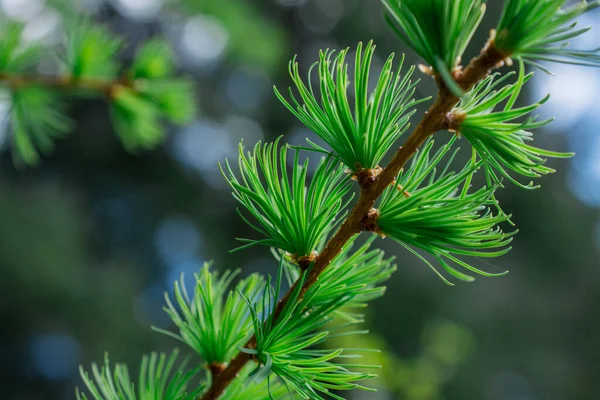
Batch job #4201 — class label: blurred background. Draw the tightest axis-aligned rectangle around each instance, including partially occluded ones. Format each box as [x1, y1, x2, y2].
[1, 0, 599, 399]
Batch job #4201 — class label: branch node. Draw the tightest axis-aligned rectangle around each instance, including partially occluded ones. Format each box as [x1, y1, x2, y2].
[353, 166, 383, 190]
[208, 362, 227, 377]
[361, 208, 381, 233]
[444, 111, 467, 134]
[292, 250, 319, 271]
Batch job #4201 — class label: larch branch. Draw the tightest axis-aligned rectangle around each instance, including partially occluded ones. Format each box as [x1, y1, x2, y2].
[199, 34, 509, 400]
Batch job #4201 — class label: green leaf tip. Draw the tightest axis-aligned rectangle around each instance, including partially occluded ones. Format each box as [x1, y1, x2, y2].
[219, 365, 288, 400]
[0, 20, 44, 73]
[132, 38, 176, 80]
[131, 39, 197, 126]
[110, 86, 165, 151]
[110, 80, 196, 152]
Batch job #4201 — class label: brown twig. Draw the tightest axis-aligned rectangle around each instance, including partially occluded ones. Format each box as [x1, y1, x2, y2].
[0, 72, 132, 98]
[199, 33, 509, 400]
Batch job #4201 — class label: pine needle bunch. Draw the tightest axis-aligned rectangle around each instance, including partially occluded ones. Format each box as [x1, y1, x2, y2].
[241, 256, 392, 399]
[0, 21, 69, 165]
[77, 350, 202, 400]
[65, 21, 122, 80]
[376, 139, 514, 284]
[10, 87, 72, 165]
[0, 21, 44, 73]
[114, 39, 197, 148]
[382, 0, 486, 94]
[450, 63, 573, 189]
[495, 0, 600, 71]
[221, 138, 353, 262]
[155, 264, 265, 365]
[75, 1, 600, 399]
[280, 236, 397, 322]
[0, 16, 197, 165]
[275, 41, 426, 174]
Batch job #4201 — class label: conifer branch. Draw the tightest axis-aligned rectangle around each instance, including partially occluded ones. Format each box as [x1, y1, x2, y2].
[199, 32, 509, 400]
[0, 20, 197, 165]
[70, 2, 599, 398]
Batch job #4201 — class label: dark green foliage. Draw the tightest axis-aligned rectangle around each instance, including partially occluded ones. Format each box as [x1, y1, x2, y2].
[110, 87, 165, 151]
[382, 0, 486, 95]
[76, 350, 202, 400]
[275, 41, 426, 171]
[222, 139, 353, 258]
[377, 138, 514, 284]
[110, 38, 197, 151]
[496, 0, 600, 71]
[155, 264, 264, 364]
[65, 21, 123, 79]
[451, 63, 573, 189]
[10, 87, 72, 166]
[132, 39, 175, 80]
[0, 21, 44, 73]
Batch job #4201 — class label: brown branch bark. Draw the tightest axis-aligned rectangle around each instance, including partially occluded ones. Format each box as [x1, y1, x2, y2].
[0, 72, 131, 97]
[199, 34, 509, 400]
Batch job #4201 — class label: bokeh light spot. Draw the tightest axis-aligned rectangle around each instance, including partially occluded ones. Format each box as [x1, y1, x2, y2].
[29, 333, 81, 380]
[180, 15, 229, 67]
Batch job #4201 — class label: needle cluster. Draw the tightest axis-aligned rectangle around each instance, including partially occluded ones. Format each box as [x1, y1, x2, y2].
[275, 41, 426, 173]
[222, 139, 353, 261]
[451, 62, 573, 189]
[383, 0, 487, 94]
[495, 0, 600, 71]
